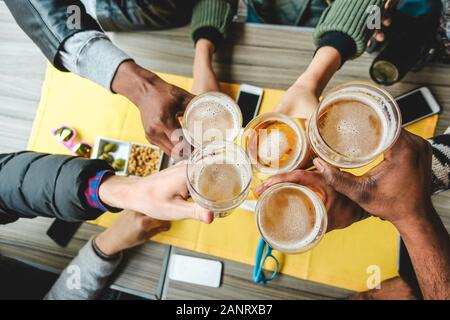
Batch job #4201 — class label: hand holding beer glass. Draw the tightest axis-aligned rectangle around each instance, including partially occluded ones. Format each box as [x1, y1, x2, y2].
[240, 112, 330, 254]
[184, 92, 252, 218]
[247, 82, 401, 256]
[187, 141, 252, 218]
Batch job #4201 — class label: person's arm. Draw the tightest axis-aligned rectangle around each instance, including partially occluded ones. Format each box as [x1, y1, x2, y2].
[5, 1, 192, 156]
[0, 152, 114, 224]
[192, 38, 220, 94]
[45, 211, 170, 300]
[190, 0, 237, 49]
[313, 0, 383, 60]
[44, 237, 123, 300]
[275, 0, 384, 121]
[110, 61, 193, 157]
[97, 163, 213, 224]
[4, 0, 132, 91]
[190, 0, 237, 94]
[4, 0, 103, 71]
[315, 130, 450, 299]
[273, 46, 341, 121]
[395, 207, 450, 300]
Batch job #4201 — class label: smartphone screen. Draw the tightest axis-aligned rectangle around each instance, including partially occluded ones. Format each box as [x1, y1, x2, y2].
[396, 90, 436, 125]
[237, 91, 261, 127]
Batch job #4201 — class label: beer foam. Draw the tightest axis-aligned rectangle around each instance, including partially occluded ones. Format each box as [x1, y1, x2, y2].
[257, 130, 290, 164]
[186, 96, 241, 145]
[259, 187, 322, 251]
[197, 163, 243, 201]
[318, 99, 386, 159]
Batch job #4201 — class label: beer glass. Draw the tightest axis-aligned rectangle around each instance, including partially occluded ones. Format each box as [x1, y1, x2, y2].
[256, 183, 327, 254]
[308, 82, 402, 168]
[182, 92, 243, 148]
[187, 141, 252, 218]
[241, 112, 308, 175]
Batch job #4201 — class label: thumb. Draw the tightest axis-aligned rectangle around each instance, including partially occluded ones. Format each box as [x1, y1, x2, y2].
[175, 199, 214, 224]
[313, 158, 366, 204]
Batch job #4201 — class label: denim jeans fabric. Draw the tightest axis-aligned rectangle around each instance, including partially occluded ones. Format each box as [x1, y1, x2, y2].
[248, 0, 328, 27]
[95, 0, 195, 31]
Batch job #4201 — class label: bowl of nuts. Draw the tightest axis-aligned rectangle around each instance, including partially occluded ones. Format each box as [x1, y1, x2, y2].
[92, 137, 163, 177]
[127, 143, 163, 177]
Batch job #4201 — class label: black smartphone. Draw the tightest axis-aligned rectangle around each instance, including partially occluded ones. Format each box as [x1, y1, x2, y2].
[396, 86, 441, 127]
[236, 84, 264, 127]
[47, 219, 82, 247]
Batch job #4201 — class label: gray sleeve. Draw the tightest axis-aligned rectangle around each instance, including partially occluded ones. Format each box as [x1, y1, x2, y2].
[58, 31, 132, 91]
[44, 237, 122, 300]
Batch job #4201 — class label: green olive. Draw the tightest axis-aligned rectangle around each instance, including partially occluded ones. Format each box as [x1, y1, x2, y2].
[99, 153, 114, 164]
[112, 159, 125, 171]
[103, 143, 118, 153]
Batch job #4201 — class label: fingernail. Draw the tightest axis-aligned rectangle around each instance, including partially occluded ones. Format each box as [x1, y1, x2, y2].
[203, 211, 214, 224]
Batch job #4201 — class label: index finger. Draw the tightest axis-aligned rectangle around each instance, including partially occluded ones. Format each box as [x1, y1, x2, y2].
[256, 170, 324, 196]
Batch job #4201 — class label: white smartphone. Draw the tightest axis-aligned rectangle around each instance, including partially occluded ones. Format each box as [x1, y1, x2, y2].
[168, 254, 222, 288]
[236, 84, 264, 127]
[396, 87, 441, 127]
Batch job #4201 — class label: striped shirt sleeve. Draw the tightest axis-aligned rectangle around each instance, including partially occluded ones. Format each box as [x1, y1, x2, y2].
[429, 133, 450, 194]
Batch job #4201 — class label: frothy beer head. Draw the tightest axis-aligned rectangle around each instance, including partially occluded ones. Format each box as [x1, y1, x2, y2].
[183, 92, 242, 147]
[318, 100, 385, 159]
[187, 141, 252, 216]
[257, 184, 327, 254]
[197, 164, 244, 201]
[243, 113, 307, 175]
[309, 82, 402, 168]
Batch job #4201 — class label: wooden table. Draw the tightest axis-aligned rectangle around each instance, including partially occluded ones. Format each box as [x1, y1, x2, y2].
[0, 1, 449, 299]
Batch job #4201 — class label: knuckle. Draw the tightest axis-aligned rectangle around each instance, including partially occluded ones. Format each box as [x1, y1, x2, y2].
[137, 218, 147, 229]
[146, 126, 159, 137]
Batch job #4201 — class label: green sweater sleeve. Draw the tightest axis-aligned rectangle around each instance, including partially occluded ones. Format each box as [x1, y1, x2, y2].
[313, 0, 383, 58]
[190, 0, 237, 42]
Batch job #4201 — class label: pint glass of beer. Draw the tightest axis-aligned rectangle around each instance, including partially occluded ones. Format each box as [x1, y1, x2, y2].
[256, 183, 327, 254]
[182, 92, 243, 148]
[308, 82, 402, 168]
[187, 141, 252, 218]
[241, 112, 308, 175]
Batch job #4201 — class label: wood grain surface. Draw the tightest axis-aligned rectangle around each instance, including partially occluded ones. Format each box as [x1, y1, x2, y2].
[0, 0, 449, 299]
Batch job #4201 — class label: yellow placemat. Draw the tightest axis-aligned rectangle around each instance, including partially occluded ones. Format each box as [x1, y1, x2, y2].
[28, 64, 438, 292]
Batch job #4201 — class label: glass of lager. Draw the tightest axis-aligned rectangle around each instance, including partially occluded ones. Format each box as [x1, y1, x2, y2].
[308, 82, 402, 168]
[241, 112, 308, 175]
[187, 141, 252, 218]
[256, 183, 327, 254]
[182, 92, 243, 148]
